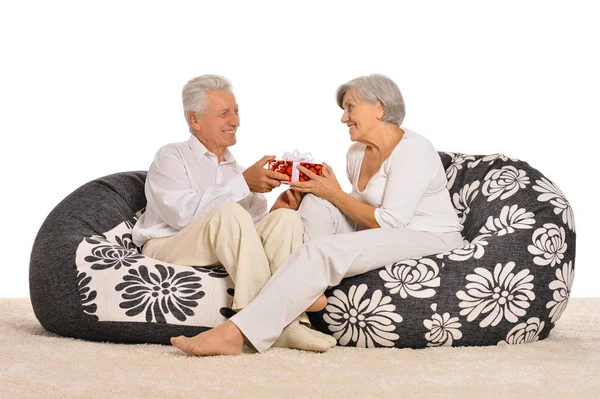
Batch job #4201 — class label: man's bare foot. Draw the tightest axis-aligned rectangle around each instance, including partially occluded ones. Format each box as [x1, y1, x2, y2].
[170, 320, 244, 356]
[305, 294, 327, 312]
[273, 320, 335, 352]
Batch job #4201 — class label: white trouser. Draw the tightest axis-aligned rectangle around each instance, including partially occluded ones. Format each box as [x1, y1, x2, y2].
[230, 194, 464, 352]
[142, 203, 305, 315]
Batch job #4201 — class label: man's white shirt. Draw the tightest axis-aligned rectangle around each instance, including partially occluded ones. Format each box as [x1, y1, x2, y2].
[132, 135, 267, 247]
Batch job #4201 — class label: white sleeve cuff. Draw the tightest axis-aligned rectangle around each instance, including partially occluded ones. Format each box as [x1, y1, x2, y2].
[250, 194, 268, 224]
[229, 174, 252, 203]
[374, 207, 406, 229]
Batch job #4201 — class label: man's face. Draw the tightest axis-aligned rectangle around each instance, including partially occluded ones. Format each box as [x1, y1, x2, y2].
[191, 90, 239, 152]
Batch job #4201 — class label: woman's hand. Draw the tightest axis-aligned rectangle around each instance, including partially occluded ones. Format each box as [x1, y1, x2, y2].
[289, 162, 342, 202]
[270, 189, 304, 212]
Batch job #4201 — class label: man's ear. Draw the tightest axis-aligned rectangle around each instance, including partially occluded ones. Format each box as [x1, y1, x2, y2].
[189, 112, 200, 130]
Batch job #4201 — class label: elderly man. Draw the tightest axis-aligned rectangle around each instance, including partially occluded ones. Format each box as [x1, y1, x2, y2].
[132, 75, 333, 352]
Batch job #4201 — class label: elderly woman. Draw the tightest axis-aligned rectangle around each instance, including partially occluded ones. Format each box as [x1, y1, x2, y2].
[171, 74, 464, 355]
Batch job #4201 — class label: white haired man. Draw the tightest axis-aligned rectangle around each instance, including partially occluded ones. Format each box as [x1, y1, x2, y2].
[132, 75, 333, 352]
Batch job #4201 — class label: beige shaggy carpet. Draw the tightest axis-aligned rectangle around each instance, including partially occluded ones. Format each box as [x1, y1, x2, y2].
[1, 298, 599, 399]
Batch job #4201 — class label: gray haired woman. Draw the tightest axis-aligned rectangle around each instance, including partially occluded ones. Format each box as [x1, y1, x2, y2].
[170, 74, 465, 355]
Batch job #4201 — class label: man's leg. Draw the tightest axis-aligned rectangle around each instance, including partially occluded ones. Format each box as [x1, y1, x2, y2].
[143, 202, 271, 312]
[254, 208, 304, 275]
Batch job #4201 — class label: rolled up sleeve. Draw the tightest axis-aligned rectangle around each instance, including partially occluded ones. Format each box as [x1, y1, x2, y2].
[374, 140, 439, 228]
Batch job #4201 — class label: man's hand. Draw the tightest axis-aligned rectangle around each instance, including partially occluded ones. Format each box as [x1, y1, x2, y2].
[270, 189, 304, 212]
[243, 155, 290, 193]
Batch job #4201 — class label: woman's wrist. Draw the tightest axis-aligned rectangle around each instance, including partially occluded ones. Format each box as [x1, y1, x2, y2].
[328, 188, 346, 207]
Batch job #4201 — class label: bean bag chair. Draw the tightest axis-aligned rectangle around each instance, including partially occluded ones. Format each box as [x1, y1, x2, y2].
[30, 152, 576, 348]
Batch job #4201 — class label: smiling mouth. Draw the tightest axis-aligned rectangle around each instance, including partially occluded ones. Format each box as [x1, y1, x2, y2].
[223, 130, 236, 135]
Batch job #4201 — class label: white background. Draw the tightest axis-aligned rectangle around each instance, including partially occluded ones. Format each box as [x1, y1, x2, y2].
[1, 1, 598, 297]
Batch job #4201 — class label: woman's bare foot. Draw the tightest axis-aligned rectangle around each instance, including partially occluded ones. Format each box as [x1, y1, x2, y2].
[305, 294, 327, 312]
[170, 320, 244, 356]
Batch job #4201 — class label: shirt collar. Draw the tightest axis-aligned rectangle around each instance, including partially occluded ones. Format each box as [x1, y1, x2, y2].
[188, 135, 236, 165]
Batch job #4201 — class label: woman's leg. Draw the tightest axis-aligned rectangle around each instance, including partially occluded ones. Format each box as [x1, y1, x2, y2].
[296, 194, 356, 311]
[297, 194, 357, 241]
[254, 208, 336, 349]
[231, 228, 463, 353]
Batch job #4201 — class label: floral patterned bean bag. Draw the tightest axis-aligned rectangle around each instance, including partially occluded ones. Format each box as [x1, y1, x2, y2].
[30, 152, 576, 348]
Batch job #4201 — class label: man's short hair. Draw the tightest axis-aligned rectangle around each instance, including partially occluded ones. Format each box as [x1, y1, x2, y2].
[182, 75, 232, 132]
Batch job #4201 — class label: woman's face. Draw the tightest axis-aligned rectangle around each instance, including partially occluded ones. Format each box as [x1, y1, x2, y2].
[341, 89, 383, 142]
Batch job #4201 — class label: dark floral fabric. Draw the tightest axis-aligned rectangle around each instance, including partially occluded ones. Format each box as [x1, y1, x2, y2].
[115, 264, 205, 323]
[308, 152, 576, 348]
[219, 288, 237, 319]
[84, 234, 144, 270]
[70, 211, 234, 333]
[193, 266, 230, 279]
[77, 271, 98, 321]
[31, 161, 574, 347]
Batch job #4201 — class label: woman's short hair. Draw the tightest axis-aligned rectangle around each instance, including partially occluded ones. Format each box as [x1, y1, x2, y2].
[336, 74, 406, 126]
[182, 75, 232, 130]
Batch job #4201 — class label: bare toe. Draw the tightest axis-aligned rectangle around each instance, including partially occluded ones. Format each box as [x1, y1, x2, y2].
[170, 322, 244, 356]
[170, 335, 195, 355]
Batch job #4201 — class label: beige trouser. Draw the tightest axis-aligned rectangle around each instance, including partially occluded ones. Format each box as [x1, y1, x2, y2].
[230, 194, 465, 352]
[142, 203, 305, 318]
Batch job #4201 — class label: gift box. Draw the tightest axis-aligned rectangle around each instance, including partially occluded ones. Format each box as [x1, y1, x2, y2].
[267, 149, 323, 183]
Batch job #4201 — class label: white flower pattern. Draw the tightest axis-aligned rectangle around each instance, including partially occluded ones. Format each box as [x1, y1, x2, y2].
[323, 284, 403, 347]
[468, 153, 520, 169]
[445, 153, 476, 190]
[479, 205, 535, 236]
[482, 166, 530, 202]
[437, 235, 488, 262]
[528, 223, 567, 267]
[379, 259, 441, 298]
[498, 317, 545, 345]
[438, 205, 534, 263]
[546, 261, 574, 323]
[457, 262, 535, 327]
[533, 177, 576, 232]
[453, 181, 480, 224]
[424, 312, 463, 347]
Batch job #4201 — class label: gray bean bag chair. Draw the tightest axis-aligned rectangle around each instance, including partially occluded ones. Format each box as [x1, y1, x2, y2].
[30, 152, 576, 348]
